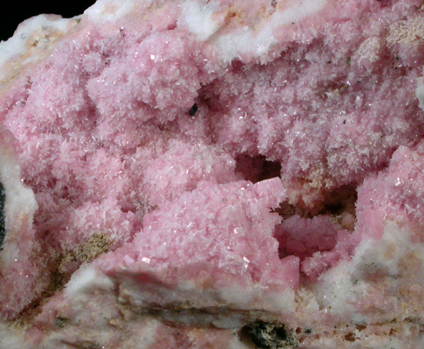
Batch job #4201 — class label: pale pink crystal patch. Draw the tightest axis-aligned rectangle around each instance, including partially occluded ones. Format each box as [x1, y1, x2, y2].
[1, 0, 424, 348]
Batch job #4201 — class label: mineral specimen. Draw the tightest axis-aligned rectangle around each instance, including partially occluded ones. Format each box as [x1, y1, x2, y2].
[1, 0, 424, 348]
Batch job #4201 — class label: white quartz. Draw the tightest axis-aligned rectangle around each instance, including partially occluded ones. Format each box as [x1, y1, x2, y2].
[0, 14, 78, 78]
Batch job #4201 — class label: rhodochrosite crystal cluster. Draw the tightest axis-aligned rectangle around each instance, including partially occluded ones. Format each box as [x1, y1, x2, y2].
[1, 0, 424, 347]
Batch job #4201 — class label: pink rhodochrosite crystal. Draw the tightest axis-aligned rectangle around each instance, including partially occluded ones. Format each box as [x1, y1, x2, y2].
[1, 0, 424, 348]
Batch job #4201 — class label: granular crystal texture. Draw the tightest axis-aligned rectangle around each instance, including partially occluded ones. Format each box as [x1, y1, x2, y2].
[1, 0, 424, 348]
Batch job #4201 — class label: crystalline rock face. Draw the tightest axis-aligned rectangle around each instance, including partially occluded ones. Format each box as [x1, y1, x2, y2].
[1, 0, 424, 348]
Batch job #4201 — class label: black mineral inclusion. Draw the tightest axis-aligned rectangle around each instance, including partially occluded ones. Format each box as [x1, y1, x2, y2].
[245, 321, 297, 349]
[188, 103, 198, 116]
[0, 182, 5, 250]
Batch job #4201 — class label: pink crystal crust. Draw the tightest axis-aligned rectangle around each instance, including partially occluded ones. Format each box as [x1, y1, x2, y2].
[1, 0, 424, 348]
